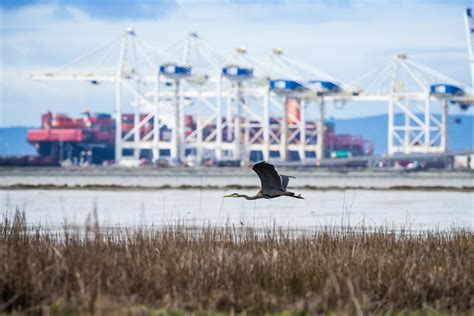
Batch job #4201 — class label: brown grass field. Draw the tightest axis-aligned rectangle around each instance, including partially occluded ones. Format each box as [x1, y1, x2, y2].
[1, 211, 473, 315]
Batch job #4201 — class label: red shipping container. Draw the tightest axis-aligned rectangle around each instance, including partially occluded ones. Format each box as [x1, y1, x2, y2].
[27, 129, 88, 142]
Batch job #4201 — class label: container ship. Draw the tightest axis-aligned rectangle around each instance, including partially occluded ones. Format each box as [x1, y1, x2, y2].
[27, 112, 116, 165]
[27, 106, 373, 166]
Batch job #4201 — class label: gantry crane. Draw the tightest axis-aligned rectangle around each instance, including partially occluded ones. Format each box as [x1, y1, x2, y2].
[31, 8, 473, 165]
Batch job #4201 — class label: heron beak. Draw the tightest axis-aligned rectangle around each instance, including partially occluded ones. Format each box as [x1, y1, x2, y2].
[223, 194, 234, 198]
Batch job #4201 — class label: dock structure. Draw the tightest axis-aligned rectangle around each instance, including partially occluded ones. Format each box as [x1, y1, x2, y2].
[31, 10, 474, 165]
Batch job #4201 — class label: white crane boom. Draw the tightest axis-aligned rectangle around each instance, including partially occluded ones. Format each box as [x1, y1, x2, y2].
[465, 8, 474, 88]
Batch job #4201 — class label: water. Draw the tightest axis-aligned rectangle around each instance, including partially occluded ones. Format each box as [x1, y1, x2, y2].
[2, 189, 472, 230]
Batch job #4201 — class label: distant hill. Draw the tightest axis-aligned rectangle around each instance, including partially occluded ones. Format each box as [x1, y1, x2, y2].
[330, 114, 473, 155]
[0, 127, 36, 156]
[0, 115, 472, 156]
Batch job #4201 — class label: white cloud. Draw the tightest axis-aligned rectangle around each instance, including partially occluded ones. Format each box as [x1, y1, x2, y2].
[0, 0, 472, 126]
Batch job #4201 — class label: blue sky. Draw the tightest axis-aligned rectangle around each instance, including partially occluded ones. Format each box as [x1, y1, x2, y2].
[0, 0, 473, 126]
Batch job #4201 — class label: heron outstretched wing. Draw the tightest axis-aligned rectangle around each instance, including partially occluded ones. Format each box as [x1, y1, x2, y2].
[280, 175, 295, 191]
[252, 161, 282, 194]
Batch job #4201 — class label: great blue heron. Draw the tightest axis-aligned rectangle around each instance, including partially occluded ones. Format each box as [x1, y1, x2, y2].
[223, 161, 304, 200]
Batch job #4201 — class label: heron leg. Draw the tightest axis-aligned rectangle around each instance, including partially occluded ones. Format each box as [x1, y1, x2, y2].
[292, 194, 304, 200]
[284, 191, 304, 199]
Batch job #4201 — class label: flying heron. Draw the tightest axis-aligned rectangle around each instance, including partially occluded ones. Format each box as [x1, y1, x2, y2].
[224, 161, 304, 200]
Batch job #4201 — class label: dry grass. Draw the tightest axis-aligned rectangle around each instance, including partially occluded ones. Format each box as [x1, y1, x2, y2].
[0, 211, 472, 315]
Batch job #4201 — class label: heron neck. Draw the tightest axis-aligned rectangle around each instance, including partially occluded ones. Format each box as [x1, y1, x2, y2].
[239, 194, 260, 200]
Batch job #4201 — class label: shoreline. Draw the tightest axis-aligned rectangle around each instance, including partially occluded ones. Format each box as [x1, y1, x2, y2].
[1, 183, 473, 192]
[2, 167, 472, 192]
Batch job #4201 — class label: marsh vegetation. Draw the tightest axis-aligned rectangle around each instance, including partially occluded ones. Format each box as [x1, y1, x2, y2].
[1, 212, 472, 315]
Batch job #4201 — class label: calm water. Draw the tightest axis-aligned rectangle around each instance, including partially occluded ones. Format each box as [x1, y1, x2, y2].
[2, 189, 472, 230]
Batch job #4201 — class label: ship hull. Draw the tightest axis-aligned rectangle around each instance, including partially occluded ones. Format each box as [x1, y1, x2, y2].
[31, 140, 115, 165]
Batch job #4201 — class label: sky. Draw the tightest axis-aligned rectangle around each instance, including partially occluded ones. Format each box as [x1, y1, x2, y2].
[0, 0, 473, 127]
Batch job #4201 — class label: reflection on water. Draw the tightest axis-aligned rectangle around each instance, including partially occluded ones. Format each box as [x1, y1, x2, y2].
[2, 189, 472, 230]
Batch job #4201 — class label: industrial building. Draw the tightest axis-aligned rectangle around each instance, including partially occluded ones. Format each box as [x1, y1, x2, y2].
[27, 9, 474, 166]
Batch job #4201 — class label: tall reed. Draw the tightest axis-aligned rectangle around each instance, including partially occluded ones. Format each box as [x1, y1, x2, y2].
[1, 211, 472, 315]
